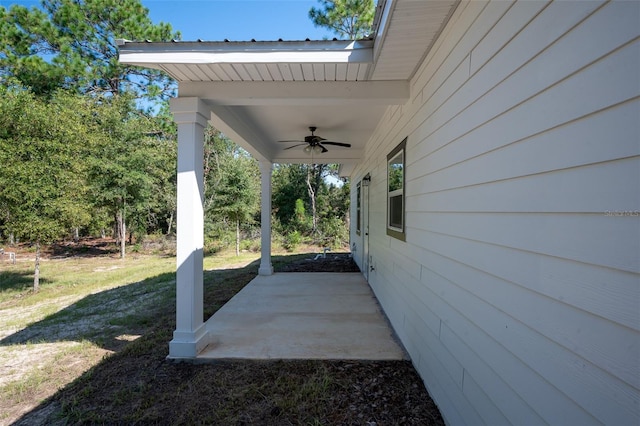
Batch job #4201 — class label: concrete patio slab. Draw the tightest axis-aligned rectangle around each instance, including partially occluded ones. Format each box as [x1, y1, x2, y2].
[198, 272, 406, 360]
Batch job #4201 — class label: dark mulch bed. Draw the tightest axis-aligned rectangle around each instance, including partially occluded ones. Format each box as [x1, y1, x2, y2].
[275, 252, 361, 273]
[17, 253, 444, 425]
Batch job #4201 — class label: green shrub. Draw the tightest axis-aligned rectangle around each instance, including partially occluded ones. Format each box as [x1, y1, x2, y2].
[283, 230, 302, 252]
[319, 216, 349, 249]
[239, 238, 261, 252]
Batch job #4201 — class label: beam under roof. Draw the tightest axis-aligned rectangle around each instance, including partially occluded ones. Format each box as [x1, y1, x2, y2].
[179, 81, 409, 106]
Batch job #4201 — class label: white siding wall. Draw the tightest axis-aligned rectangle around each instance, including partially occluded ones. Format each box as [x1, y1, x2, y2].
[350, 1, 640, 424]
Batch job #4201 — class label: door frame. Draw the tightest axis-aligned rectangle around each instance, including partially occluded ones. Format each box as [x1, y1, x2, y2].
[361, 174, 371, 280]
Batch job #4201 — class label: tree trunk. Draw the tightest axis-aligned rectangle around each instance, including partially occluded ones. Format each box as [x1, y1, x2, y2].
[33, 241, 40, 292]
[121, 219, 126, 259]
[117, 209, 126, 259]
[74, 227, 79, 243]
[9, 233, 14, 246]
[306, 167, 317, 233]
[166, 210, 174, 235]
[235, 218, 240, 257]
[114, 213, 120, 245]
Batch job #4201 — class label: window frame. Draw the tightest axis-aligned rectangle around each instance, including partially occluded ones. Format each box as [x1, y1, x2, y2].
[386, 138, 406, 241]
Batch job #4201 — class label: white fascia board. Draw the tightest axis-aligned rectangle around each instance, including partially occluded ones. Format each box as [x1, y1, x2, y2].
[179, 81, 409, 106]
[119, 40, 373, 65]
[371, 0, 395, 64]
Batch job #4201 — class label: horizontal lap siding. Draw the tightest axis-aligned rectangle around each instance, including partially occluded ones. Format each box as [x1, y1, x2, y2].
[351, 1, 640, 424]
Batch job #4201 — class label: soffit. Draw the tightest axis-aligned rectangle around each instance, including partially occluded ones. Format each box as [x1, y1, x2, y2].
[119, 40, 374, 83]
[369, 0, 459, 81]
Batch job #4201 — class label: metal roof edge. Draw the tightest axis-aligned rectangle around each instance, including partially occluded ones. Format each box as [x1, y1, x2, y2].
[117, 39, 374, 48]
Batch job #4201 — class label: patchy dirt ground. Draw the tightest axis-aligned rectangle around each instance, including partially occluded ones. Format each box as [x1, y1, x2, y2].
[48, 359, 444, 425]
[5, 249, 444, 426]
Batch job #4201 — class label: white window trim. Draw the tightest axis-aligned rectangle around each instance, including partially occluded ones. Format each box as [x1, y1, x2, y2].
[386, 138, 406, 241]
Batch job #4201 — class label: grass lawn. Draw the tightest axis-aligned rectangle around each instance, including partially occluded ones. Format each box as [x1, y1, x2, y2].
[0, 248, 443, 425]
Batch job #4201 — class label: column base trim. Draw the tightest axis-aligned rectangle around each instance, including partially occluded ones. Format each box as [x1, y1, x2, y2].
[168, 323, 209, 359]
[258, 264, 274, 276]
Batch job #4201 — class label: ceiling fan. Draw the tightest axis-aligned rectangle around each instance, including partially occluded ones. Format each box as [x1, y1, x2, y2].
[279, 127, 351, 154]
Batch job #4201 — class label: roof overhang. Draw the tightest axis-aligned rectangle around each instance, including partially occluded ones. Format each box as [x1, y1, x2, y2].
[118, 0, 459, 176]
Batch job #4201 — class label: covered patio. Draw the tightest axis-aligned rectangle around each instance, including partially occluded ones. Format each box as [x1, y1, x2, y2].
[198, 272, 406, 361]
[117, 1, 456, 360]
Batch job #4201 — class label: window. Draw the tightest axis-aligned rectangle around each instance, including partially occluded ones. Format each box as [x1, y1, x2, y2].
[356, 181, 362, 235]
[387, 138, 406, 241]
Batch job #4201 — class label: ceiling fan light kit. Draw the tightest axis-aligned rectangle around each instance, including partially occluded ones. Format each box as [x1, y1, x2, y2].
[303, 145, 323, 155]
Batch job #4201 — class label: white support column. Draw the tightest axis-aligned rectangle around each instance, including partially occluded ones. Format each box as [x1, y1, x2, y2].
[169, 97, 209, 358]
[258, 160, 274, 276]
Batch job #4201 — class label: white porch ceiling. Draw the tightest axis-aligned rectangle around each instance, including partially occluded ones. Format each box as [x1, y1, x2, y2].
[118, 0, 459, 176]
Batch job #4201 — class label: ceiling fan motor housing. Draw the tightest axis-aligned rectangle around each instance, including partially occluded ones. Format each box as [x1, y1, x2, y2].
[305, 135, 324, 144]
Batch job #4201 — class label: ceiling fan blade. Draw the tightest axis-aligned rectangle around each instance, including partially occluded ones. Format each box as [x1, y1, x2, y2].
[283, 143, 307, 150]
[317, 143, 329, 153]
[321, 141, 351, 148]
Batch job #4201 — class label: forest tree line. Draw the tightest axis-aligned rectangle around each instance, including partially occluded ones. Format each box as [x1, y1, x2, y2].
[0, 87, 350, 255]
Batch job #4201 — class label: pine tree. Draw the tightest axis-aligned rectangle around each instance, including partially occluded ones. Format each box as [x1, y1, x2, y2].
[309, 0, 375, 40]
[0, 0, 178, 99]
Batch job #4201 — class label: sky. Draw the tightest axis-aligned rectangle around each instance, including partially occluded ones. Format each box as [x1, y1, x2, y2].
[143, 0, 333, 41]
[1, 0, 334, 41]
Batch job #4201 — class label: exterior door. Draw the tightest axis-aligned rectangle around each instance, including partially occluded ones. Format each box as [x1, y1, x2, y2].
[362, 180, 370, 280]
